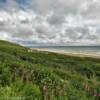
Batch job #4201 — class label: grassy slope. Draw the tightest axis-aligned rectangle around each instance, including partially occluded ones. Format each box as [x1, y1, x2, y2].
[0, 40, 100, 100]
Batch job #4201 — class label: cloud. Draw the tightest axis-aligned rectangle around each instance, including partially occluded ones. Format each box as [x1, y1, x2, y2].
[0, 0, 100, 45]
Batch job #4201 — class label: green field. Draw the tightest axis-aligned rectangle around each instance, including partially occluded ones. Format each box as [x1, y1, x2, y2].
[0, 40, 100, 100]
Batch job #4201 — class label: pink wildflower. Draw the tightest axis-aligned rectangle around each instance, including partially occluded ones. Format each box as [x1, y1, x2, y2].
[98, 93, 100, 97]
[93, 90, 97, 97]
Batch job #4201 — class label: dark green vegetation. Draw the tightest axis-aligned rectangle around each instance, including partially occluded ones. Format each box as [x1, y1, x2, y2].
[0, 40, 100, 100]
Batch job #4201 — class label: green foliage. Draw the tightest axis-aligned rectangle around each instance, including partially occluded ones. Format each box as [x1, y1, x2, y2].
[0, 40, 100, 100]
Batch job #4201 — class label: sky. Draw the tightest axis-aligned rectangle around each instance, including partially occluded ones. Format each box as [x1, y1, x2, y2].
[0, 0, 100, 46]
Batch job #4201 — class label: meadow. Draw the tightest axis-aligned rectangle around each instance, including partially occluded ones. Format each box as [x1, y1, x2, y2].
[0, 40, 100, 100]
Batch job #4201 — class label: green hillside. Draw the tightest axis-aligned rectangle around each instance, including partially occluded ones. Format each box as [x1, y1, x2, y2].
[0, 40, 100, 100]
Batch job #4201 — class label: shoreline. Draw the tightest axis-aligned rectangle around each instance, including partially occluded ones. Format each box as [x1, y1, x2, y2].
[30, 48, 100, 58]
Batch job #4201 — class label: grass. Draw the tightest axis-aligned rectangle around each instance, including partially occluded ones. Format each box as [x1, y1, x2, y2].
[0, 40, 100, 100]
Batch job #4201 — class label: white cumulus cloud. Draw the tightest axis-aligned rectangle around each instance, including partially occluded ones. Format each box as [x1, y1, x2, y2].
[0, 0, 100, 45]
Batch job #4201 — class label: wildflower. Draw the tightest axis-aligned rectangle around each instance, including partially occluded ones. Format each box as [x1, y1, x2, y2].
[43, 84, 48, 94]
[93, 90, 97, 97]
[98, 93, 100, 97]
[84, 84, 89, 92]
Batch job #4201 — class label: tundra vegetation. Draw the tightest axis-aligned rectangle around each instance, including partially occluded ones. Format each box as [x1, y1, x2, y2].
[0, 40, 100, 100]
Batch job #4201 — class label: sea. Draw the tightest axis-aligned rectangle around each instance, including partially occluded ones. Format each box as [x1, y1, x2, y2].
[30, 46, 100, 56]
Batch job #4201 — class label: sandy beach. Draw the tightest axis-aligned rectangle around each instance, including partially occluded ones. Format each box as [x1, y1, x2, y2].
[30, 48, 100, 58]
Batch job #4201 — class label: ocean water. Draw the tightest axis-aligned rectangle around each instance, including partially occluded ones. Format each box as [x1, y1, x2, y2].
[31, 46, 100, 55]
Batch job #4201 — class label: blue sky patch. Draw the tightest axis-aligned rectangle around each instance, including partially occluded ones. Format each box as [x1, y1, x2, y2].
[0, 0, 6, 3]
[17, 0, 31, 6]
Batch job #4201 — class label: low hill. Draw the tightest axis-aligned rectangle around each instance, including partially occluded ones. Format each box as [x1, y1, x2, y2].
[0, 40, 100, 100]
